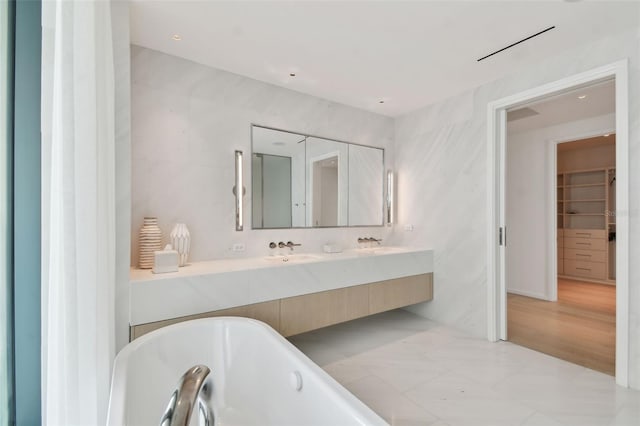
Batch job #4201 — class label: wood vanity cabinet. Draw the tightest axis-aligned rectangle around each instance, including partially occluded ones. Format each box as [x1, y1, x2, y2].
[130, 273, 433, 340]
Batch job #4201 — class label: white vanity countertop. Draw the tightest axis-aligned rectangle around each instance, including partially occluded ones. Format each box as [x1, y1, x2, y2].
[130, 247, 434, 326]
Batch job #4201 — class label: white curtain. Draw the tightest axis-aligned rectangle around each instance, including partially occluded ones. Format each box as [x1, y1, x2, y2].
[41, 0, 116, 424]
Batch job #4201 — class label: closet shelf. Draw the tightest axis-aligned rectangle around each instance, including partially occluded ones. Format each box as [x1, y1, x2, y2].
[564, 183, 605, 188]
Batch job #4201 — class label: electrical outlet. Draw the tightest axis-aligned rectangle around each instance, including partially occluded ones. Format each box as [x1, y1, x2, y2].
[232, 243, 245, 252]
[404, 224, 414, 231]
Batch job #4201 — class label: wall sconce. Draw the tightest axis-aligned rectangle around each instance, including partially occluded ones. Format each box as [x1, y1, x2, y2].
[234, 150, 244, 231]
[386, 170, 394, 226]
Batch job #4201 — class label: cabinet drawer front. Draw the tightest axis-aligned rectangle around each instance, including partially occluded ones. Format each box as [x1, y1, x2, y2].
[564, 259, 605, 280]
[564, 237, 606, 251]
[280, 289, 348, 337]
[564, 229, 606, 240]
[564, 248, 606, 263]
[369, 274, 433, 315]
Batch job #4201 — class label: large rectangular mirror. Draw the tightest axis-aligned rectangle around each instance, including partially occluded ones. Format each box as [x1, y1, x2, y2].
[251, 125, 384, 229]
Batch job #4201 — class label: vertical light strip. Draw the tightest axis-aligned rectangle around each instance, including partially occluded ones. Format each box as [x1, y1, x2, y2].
[386, 170, 394, 225]
[235, 150, 243, 231]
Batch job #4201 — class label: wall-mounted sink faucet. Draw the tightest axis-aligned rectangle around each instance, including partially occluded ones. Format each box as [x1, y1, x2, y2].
[358, 237, 382, 246]
[279, 241, 301, 251]
[269, 241, 302, 251]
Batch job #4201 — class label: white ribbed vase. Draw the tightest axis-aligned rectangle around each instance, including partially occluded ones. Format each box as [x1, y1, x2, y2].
[170, 223, 191, 267]
[139, 217, 162, 269]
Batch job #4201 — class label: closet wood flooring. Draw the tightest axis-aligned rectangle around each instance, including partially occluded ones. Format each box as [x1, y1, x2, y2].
[507, 279, 615, 376]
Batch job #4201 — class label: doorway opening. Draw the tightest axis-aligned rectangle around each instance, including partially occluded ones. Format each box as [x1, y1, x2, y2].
[507, 124, 616, 375]
[487, 60, 629, 386]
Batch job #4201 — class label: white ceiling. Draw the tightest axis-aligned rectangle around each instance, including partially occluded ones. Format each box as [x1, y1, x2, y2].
[130, 1, 639, 117]
[507, 79, 616, 133]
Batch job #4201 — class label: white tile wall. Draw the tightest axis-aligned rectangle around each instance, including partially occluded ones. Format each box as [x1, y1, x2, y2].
[389, 29, 640, 387]
[130, 46, 395, 265]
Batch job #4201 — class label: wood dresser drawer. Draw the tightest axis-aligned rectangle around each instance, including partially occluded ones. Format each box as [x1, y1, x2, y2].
[564, 259, 606, 280]
[564, 229, 606, 240]
[564, 237, 606, 251]
[564, 248, 606, 263]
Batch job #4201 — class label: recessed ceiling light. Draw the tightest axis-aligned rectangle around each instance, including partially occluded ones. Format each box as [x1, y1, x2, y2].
[172, 34, 182, 41]
[604, 133, 611, 137]
[578, 95, 587, 99]
[289, 73, 296, 77]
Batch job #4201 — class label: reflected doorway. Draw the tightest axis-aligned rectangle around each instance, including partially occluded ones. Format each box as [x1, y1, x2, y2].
[311, 155, 339, 227]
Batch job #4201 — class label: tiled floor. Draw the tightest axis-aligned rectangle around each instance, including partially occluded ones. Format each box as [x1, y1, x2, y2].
[289, 310, 640, 426]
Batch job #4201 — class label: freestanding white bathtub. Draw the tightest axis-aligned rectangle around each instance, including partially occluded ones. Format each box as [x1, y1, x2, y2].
[107, 317, 388, 425]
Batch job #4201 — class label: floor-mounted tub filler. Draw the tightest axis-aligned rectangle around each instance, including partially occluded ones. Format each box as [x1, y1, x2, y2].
[107, 317, 388, 425]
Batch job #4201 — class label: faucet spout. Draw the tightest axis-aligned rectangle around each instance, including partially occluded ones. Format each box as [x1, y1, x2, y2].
[286, 241, 301, 251]
[160, 365, 214, 426]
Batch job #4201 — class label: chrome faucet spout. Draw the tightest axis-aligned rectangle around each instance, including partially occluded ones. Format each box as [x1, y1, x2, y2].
[286, 241, 301, 251]
[160, 365, 214, 426]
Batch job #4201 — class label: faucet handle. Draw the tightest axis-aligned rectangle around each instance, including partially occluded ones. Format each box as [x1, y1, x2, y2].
[269, 242, 277, 249]
[278, 241, 286, 248]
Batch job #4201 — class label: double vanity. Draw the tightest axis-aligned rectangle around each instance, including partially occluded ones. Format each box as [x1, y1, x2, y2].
[130, 125, 432, 341]
[129, 247, 434, 340]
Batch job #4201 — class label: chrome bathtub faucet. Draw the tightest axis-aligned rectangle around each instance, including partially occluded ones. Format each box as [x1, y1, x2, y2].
[160, 365, 214, 426]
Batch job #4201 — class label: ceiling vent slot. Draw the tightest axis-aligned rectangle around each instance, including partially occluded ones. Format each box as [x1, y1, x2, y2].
[477, 26, 556, 62]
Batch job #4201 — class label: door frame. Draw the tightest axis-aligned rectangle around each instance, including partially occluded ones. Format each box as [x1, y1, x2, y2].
[486, 59, 629, 387]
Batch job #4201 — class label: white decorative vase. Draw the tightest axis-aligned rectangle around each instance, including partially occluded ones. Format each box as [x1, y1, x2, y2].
[139, 217, 162, 269]
[170, 223, 191, 267]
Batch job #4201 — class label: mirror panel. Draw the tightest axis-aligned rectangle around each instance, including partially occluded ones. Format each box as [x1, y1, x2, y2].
[306, 136, 349, 227]
[348, 144, 384, 226]
[251, 126, 305, 229]
[251, 125, 384, 229]
[252, 153, 292, 228]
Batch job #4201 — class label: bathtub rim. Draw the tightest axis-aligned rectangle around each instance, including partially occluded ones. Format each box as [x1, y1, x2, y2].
[107, 316, 388, 426]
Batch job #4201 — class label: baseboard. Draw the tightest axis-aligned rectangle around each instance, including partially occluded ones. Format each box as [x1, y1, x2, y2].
[558, 275, 616, 286]
[506, 288, 551, 301]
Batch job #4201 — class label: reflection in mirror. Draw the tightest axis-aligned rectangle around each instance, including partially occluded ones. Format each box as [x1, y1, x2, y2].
[306, 137, 348, 227]
[252, 126, 305, 228]
[312, 156, 338, 226]
[349, 144, 384, 226]
[251, 125, 384, 229]
[252, 154, 292, 228]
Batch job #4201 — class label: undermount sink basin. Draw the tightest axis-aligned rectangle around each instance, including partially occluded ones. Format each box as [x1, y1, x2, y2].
[264, 254, 323, 263]
[356, 246, 407, 255]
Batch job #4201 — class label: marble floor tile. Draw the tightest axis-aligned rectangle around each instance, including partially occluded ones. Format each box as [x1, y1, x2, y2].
[289, 310, 640, 426]
[345, 375, 440, 426]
